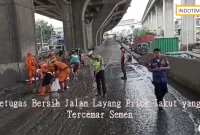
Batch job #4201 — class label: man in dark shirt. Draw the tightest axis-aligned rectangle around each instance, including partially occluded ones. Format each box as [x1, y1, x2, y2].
[149, 48, 170, 110]
[120, 47, 127, 80]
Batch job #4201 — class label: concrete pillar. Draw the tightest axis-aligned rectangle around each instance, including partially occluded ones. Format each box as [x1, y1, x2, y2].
[92, 0, 126, 47]
[99, 30, 104, 44]
[155, 5, 158, 34]
[152, 9, 156, 32]
[147, 14, 150, 28]
[157, 3, 163, 33]
[72, 0, 90, 51]
[56, 0, 74, 51]
[163, 0, 174, 37]
[85, 23, 93, 50]
[150, 11, 153, 30]
[181, 0, 196, 44]
[0, 0, 36, 63]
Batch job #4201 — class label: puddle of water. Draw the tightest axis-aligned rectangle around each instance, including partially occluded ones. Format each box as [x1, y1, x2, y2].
[130, 64, 200, 134]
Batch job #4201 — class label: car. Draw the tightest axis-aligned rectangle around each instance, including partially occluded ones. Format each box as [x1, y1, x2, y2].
[135, 43, 150, 55]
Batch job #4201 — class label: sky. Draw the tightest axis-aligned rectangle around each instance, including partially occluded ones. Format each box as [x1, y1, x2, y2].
[34, 0, 200, 28]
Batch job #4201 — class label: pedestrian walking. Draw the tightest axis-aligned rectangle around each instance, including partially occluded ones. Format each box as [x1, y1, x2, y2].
[69, 52, 80, 80]
[87, 51, 106, 98]
[148, 48, 170, 110]
[120, 46, 127, 80]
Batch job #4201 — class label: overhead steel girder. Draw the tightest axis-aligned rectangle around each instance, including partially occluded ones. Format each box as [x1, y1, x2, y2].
[34, 0, 61, 18]
[34, 5, 57, 11]
[92, 0, 128, 46]
[98, 12, 123, 43]
[88, 0, 105, 6]
[102, 0, 131, 33]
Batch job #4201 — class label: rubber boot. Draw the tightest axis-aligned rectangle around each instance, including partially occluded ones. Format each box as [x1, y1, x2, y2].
[59, 82, 64, 92]
[47, 85, 52, 93]
[64, 81, 67, 90]
[37, 87, 46, 96]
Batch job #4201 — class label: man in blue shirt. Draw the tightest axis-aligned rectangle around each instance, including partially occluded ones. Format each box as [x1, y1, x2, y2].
[149, 48, 170, 110]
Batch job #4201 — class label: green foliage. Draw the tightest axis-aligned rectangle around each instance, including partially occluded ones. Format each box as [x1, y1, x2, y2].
[133, 27, 156, 38]
[36, 19, 54, 44]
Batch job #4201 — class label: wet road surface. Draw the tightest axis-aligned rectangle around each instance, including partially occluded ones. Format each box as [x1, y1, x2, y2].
[1, 42, 200, 135]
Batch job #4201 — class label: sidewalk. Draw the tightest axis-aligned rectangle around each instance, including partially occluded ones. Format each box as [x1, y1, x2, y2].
[0, 64, 96, 134]
[0, 44, 107, 133]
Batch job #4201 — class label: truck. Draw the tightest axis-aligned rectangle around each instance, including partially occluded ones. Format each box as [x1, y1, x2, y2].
[132, 35, 154, 50]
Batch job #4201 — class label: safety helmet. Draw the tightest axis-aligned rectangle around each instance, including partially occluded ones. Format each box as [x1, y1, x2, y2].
[27, 52, 32, 56]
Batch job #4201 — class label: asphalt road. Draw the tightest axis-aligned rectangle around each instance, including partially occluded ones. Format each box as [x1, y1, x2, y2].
[0, 41, 200, 135]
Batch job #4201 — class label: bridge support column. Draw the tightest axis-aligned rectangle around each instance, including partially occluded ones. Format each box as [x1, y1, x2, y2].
[71, 0, 90, 51]
[0, 0, 36, 63]
[154, 6, 158, 34]
[152, 9, 156, 32]
[156, 2, 163, 35]
[147, 14, 150, 29]
[163, 0, 174, 37]
[150, 11, 153, 30]
[56, 0, 75, 51]
[181, 0, 196, 45]
[85, 23, 93, 50]
[0, 0, 36, 88]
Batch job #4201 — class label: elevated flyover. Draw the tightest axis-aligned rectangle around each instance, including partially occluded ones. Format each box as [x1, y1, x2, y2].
[0, 0, 131, 88]
[141, 0, 196, 45]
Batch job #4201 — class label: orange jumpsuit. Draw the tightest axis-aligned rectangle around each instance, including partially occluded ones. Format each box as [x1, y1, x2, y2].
[52, 60, 70, 91]
[37, 62, 54, 96]
[25, 53, 37, 84]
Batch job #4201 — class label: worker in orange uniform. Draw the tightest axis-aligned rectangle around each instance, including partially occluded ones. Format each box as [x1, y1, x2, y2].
[25, 52, 37, 84]
[36, 62, 54, 96]
[48, 52, 57, 72]
[50, 59, 70, 92]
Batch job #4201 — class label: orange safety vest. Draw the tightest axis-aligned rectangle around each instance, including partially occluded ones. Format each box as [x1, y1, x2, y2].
[38, 61, 48, 72]
[54, 61, 68, 70]
[25, 56, 36, 69]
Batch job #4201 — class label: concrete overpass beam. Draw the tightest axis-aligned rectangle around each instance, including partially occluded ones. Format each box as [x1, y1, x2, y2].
[92, 0, 126, 47]
[71, 0, 90, 51]
[55, 0, 74, 51]
[163, 0, 174, 37]
[181, 0, 196, 45]
[0, 0, 36, 63]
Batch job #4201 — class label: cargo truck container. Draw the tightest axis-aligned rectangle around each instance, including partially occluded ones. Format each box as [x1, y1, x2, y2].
[133, 35, 154, 49]
[150, 37, 179, 53]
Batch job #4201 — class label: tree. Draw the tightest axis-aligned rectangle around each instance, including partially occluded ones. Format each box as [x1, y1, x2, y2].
[133, 27, 156, 38]
[36, 19, 54, 44]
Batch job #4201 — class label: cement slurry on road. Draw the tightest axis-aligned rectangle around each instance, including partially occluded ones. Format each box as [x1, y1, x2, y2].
[0, 42, 200, 135]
